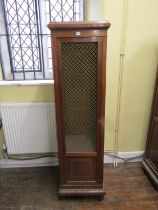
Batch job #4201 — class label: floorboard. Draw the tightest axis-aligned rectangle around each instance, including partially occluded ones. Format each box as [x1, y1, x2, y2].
[0, 162, 158, 210]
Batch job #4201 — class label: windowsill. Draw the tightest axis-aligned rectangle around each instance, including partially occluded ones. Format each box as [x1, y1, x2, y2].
[0, 80, 54, 86]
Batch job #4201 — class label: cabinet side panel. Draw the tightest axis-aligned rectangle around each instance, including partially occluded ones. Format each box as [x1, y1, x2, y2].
[51, 36, 66, 184]
[96, 37, 106, 184]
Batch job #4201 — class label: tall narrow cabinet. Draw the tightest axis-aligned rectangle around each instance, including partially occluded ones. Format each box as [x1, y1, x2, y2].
[48, 21, 110, 198]
[142, 66, 158, 189]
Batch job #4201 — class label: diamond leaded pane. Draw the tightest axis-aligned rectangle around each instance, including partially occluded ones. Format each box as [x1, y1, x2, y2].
[45, 0, 81, 76]
[61, 42, 98, 152]
[3, 0, 42, 79]
[48, 0, 80, 22]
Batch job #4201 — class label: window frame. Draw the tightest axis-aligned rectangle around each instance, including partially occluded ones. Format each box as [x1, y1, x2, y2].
[0, 0, 84, 83]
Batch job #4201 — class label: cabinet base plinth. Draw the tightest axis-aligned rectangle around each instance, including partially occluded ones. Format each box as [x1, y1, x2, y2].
[142, 159, 158, 190]
[58, 188, 105, 199]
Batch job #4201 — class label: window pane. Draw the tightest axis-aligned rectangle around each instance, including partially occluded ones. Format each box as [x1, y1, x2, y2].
[2, 0, 43, 80]
[46, 0, 80, 22]
[1, 0, 83, 80]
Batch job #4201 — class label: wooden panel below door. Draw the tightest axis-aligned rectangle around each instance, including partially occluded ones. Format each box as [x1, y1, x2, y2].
[65, 156, 97, 182]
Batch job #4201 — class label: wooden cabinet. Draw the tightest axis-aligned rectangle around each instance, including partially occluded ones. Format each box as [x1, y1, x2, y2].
[48, 21, 110, 198]
[142, 67, 158, 189]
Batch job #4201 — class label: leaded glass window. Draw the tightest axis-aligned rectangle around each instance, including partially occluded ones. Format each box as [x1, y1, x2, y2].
[0, 0, 83, 80]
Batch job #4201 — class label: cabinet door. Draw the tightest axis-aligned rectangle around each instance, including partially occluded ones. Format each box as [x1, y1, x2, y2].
[53, 37, 104, 154]
[61, 41, 98, 153]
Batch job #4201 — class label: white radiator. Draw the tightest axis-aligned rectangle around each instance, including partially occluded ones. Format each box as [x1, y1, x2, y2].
[0, 102, 58, 154]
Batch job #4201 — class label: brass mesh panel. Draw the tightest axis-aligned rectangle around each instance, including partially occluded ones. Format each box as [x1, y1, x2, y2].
[61, 42, 98, 152]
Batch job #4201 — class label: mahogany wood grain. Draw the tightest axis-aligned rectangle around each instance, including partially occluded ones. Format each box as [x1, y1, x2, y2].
[48, 21, 110, 198]
[50, 30, 107, 38]
[48, 21, 110, 30]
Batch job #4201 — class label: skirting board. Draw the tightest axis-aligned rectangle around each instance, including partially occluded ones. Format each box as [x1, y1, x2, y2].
[104, 151, 144, 163]
[0, 151, 144, 168]
[0, 157, 59, 168]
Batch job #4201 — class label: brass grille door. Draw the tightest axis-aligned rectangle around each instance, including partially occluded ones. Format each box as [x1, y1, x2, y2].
[61, 42, 98, 152]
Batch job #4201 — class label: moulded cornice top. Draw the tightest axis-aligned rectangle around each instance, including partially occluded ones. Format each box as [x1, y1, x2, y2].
[48, 21, 111, 31]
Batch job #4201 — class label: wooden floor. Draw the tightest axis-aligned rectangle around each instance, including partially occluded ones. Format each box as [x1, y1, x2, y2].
[0, 162, 158, 210]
